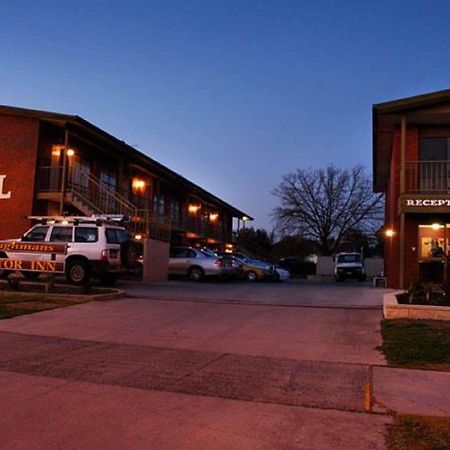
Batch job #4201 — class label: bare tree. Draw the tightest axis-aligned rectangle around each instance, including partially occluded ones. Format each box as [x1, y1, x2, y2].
[272, 165, 384, 255]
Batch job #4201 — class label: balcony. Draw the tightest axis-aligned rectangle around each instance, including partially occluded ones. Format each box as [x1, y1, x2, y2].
[184, 215, 225, 243]
[405, 161, 450, 193]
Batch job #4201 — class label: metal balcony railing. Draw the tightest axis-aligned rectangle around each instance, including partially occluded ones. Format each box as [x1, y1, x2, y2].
[36, 166, 171, 241]
[35, 166, 227, 243]
[405, 161, 450, 193]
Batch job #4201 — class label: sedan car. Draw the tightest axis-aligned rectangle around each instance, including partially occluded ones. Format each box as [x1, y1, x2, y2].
[217, 252, 284, 282]
[169, 246, 232, 281]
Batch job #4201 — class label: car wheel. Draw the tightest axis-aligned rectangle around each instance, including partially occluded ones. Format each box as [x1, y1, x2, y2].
[98, 273, 118, 286]
[188, 266, 204, 282]
[246, 271, 257, 282]
[66, 259, 91, 285]
[121, 240, 141, 269]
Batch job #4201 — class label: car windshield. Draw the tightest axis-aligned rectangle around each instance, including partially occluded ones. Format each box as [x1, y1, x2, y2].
[337, 254, 361, 263]
[233, 253, 251, 262]
[199, 248, 217, 258]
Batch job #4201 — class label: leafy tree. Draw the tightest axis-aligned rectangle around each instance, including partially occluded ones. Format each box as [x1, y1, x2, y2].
[272, 165, 383, 255]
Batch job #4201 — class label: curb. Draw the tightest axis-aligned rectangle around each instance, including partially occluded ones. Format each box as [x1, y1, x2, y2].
[0, 285, 126, 302]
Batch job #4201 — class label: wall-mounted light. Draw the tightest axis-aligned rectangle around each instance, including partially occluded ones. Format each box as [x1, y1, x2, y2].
[134, 234, 142, 241]
[242, 216, 249, 221]
[51, 145, 62, 157]
[209, 212, 219, 223]
[66, 149, 75, 157]
[431, 223, 443, 230]
[132, 178, 146, 193]
[188, 204, 201, 214]
[385, 228, 395, 238]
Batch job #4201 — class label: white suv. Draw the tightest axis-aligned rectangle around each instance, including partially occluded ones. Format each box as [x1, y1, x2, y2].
[0, 217, 139, 285]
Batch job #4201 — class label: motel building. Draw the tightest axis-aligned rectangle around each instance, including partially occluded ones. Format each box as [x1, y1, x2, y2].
[373, 89, 450, 288]
[0, 105, 251, 248]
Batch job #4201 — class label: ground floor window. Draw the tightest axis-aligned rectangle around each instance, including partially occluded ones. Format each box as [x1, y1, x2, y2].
[418, 224, 446, 258]
[418, 223, 449, 283]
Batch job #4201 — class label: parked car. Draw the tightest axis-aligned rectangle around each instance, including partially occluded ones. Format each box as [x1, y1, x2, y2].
[217, 252, 287, 282]
[0, 216, 140, 285]
[169, 246, 232, 281]
[273, 265, 290, 281]
[334, 252, 366, 282]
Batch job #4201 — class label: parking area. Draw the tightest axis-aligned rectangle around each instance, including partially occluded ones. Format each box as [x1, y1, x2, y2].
[119, 277, 388, 308]
[0, 279, 392, 449]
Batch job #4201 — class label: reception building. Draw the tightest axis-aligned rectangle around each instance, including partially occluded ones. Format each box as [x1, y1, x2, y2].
[373, 89, 450, 288]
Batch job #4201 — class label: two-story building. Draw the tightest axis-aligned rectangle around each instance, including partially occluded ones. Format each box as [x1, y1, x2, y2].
[373, 89, 450, 288]
[0, 105, 252, 248]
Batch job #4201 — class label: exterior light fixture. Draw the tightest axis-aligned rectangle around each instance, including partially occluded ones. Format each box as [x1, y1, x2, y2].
[431, 223, 443, 230]
[385, 228, 395, 238]
[209, 212, 219, 223]
[51, 145, 62, 157]
[242, 216, 249, 221]
[66, 149, 75, 157]
[135, 234, 142, 240]
[132, 178, 146, 193]
[188, 204, 201, 214]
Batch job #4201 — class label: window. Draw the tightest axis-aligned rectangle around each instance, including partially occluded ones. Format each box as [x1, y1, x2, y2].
[170, 248, 192, 258]
[153, 195, 165, 214]
[105, 228, 130, 244]
[50, 226, 73, 242]
[115, 229, 131, 243]
[419, 138, 450, 192]
[75, 227, 98, 243]
[170, 200, 180, 222]
[420, 138, 450, 161]
[22, 226, 49, 242]
[337, 254, 361, 263]
[106, 229, 119, 244]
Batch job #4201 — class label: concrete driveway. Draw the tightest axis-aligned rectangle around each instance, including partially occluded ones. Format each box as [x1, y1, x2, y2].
[0, 280, 392, 449]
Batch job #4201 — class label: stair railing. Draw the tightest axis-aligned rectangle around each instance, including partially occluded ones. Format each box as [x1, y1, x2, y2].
[36, 165, 172, 241]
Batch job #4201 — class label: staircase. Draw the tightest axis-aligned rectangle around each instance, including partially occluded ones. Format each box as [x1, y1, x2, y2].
[37, 166, 171, 241]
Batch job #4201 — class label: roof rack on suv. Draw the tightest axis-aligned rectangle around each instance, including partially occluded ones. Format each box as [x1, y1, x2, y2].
[28, 215, 129, 226]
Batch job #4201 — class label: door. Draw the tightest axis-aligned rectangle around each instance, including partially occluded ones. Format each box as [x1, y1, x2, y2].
[169, 248, 194, 275]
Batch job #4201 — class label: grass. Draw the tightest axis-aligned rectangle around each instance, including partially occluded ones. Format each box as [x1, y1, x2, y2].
[386, 415, 450, 450]
[379, 319, 450, 371]
[0, 293, 91, 320]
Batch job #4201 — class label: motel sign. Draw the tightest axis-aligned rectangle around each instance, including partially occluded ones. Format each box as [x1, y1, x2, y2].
[0, 174, 11, 199]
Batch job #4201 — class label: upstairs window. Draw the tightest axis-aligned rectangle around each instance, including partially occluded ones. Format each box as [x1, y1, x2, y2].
[420, 138, 450, 161]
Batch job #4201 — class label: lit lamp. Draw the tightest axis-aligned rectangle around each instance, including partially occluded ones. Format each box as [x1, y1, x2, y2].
[132, 178, 146, 194]
[188, 204, 201, 214]
[431, 223, 443, 230]
[66, 148, 75, 157]
[209, 212, 219, 223]
[385, 228, 395, 238]
[51, 145, 62, 157]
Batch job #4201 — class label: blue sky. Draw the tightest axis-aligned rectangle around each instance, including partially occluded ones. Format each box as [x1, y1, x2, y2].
[1, 0, 450, 228]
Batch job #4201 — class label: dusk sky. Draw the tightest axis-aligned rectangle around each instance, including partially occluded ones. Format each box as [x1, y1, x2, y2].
[2, 0, 450, 229]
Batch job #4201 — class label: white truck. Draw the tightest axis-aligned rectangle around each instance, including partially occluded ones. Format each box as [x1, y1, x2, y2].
[0, 216, 140, 285]
[334, 252, 366, 282]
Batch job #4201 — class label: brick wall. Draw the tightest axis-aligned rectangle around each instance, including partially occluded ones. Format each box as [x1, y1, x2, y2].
[0, 114, 39, 239]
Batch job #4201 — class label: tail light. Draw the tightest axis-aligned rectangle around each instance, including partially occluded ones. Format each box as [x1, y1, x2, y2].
[101, 249, 108, 261]
[214, 258, 223, 266]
